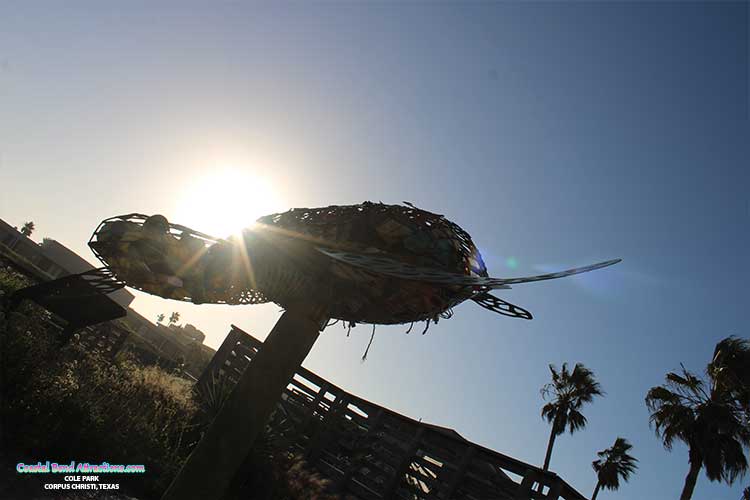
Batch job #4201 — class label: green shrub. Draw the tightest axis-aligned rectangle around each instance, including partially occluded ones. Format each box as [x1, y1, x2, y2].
[0, 280, 196, 498]
[1, 264, 339, 499]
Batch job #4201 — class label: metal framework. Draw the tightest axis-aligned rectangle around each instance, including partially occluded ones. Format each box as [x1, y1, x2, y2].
[88, 203, 620, 328]
[8, 267, 127, 335]
[89, 214, 268, 305]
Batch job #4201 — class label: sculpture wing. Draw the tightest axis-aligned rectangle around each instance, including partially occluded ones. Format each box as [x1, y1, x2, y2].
[489, 258, 622, 285]
[316, 247, 510, 288]
[316, 247, 620, 289]
[471, 292, 533, 319]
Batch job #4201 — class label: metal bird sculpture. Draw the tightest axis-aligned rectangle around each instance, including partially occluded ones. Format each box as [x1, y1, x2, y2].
[89, 202, 620, 328]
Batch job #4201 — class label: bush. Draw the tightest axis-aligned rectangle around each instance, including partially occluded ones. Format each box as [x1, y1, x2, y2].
[0, 271, 196, 498]
[0, 264, 341, 499]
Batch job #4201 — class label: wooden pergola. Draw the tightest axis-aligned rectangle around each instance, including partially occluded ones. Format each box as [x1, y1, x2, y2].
[195, 325, 590, 500]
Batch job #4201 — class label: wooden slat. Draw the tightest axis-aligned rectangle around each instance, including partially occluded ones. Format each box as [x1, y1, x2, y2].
[199, 326, 590, 500]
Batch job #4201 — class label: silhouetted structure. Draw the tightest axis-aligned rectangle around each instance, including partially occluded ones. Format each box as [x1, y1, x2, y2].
[0, 221, 212, 372]
[0, 218, 134, 308]
[198, 325, 589, 500]
[89, 207, 615, 500]
[8, 267, 127, 342]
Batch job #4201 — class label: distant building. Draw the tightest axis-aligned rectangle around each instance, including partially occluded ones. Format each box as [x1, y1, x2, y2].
[0, 218, 134, 307]
[129, 320, 214, 379]
[0, 217, 213, 376]
[0, 218, 57, 275]
[39, 238, 135, 308]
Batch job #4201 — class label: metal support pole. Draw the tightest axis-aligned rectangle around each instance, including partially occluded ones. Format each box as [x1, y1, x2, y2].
[161, 304, 326, 500]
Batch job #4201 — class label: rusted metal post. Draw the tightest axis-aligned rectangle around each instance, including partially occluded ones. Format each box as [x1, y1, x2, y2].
[161, 304, 326, 500]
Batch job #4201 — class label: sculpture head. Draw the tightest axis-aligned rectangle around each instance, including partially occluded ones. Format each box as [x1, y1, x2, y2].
[90, 214, 217, 301]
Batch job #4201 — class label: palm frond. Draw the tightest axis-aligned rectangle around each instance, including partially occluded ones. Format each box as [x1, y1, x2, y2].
[540, 362, 603, 438]
[592, 437, 638, 492]
[541, 402, 558, 424]
[646, 337, 750, 489]
[566, 409, 588, 434]
[709, 336, 750, 408]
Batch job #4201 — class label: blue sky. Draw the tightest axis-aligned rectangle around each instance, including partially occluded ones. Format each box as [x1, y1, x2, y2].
[1, 2, 748, 498]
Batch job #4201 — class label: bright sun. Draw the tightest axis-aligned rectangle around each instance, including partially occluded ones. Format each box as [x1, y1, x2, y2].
[173, 168, 282, 238]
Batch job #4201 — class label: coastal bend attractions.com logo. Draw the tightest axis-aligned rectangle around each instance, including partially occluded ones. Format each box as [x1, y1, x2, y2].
[16, 461, 146, 474]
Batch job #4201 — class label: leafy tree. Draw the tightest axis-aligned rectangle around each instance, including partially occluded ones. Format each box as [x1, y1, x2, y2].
[540, 362, 604, 471]
[20, 221, 34, 237]
[645, 337, 750, 500]
[591, 437, 638, 499]
[168, 311, 180, 326]
[156, 313, 165, 324]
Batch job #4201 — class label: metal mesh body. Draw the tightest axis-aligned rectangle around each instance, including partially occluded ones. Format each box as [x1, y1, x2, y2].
[89, 203, 489, 325]
[253, 202, 488, 324]
[257, 202, 487, 278]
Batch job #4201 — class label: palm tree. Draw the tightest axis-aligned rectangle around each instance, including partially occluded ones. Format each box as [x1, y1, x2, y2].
[742, 486, 750, 500]
[540, 362, 604, 471]
[20, 221, 34, 237]
[157, 313, 165, 324]
[591, 437, 638, 499]
[168, 311, 180, 326]
[708, 336, 750, 409]
[645, 337, 750, 500]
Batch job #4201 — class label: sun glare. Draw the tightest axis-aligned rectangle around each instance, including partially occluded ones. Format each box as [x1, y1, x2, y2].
[173, 168, 282, 239]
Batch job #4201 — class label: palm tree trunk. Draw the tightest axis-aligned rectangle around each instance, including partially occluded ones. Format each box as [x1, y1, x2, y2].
[591, 481, 601, 500]
[542, 424, 558, 471]
[679, 460, 701, 500]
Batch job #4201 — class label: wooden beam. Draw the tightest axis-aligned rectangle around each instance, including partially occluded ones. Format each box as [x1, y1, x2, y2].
[338, 407, 385, 492]
[438, 444, 476, 499]
[195, 326, 242, 387]
[546, 478, 562, 500]
[306, 394, 349, 463]
[382, 426, 425, 498]
[161, 304, 325, 500]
